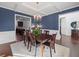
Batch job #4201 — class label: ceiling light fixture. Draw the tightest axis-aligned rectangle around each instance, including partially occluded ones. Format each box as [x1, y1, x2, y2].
[33, 2, 42, 21]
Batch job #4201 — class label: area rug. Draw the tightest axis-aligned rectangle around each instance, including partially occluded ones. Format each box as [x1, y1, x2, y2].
[10, 41, 70, 57]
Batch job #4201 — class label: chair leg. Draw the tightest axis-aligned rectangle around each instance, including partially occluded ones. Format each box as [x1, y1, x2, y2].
[54, 47, 56, 53]
[54, 44, 56, 53]
[29, 42, 31, 52]
[35, 42, 37, 57]
[23, 35, 26, 46]
[24, 39, 26, 46]
[50, 46, 52, 57]
[27, 41, 29, 49]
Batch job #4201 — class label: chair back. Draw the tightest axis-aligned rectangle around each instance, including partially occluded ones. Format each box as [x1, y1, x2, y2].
[50, 34, 57, 43]
[44, 30, 49, 35]
[24, 30, 30, 41]
[28, 32, 36, 43]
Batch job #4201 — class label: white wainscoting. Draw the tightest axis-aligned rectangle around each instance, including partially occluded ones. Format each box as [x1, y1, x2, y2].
[0, 31, 16, 44]
[41, 29, 60, 40]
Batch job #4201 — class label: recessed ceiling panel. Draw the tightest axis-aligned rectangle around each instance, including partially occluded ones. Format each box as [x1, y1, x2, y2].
[22, 2, 53, 11]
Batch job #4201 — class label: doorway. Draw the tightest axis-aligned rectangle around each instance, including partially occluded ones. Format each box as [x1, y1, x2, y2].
[15, 14, 31, 41]
[60, 17, 69, 36]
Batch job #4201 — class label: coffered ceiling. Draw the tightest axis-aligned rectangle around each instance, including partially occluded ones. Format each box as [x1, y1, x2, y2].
[0, 2, 79, 16]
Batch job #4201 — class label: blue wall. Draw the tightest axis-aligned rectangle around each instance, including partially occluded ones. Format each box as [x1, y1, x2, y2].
[42, 6, 79, 30]
[0, 7, 32, 31]
[59, 6, 79, 14]
[41, 13, 58, 30]
[0, 6, 79, 31]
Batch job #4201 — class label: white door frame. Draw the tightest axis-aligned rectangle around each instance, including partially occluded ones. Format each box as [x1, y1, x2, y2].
[14, 14, 31, 41]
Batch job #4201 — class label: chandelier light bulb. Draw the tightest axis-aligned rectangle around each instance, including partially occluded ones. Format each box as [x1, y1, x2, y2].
[33, 15, 42, 20]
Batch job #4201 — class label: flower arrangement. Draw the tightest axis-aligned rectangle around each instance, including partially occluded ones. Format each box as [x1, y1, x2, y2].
[32, 25, 41, 37]
[32, 15, 42, 37]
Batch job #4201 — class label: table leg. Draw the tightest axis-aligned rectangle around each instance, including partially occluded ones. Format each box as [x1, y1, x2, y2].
[35, 42, 37, 57]
[40, 43, 45, 57]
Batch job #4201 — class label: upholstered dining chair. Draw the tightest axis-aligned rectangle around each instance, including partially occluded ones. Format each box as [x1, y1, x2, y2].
[43, 33, 57, 57]
[38, 33, 48, 56]
[23, 30, 31, 48]
[28, 32, 37, 56]
[23, 30, 26, 46]
[49, 34, 57, 57]
[28, 32, 35, 50]
[44, 30, 50, 40]
[23, 30, 31, 50]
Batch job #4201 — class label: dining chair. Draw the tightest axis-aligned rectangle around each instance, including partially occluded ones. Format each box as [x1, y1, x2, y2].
[44, 30, 50, 41]
[28, 32, 37, 56]
[23, 30, 26, 46]
[49, 34, 57, 57]
[43, 33, 56, 57]
[23, 30, 30, 50]
[39, 34, 48, 56]
[25, 30, 31, 49]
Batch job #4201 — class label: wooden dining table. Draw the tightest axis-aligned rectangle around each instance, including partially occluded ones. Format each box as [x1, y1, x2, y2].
[35, 34, 52, 56]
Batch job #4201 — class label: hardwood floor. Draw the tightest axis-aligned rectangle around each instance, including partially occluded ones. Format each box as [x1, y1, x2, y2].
[16, 33, 23, 41]
[0, 34, 23, 57]
[0, 35, 79, 57]
[0, 41, 16, 57]
[58, 35, 79, 57]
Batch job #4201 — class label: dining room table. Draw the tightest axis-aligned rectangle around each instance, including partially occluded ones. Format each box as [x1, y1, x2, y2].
[35, 33, 52, 56]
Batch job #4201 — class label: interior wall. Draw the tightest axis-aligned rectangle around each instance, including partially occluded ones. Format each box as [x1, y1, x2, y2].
[41, 13, 59, 30]
[59, 11, 79, 36]
[0, 7, 32, 44]
[0, 7, 15, 31]
[0, 6, 79, 43]
[41, 6, 79, 40]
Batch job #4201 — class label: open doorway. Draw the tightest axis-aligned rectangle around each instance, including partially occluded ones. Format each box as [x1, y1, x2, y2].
[59, 11, 79, 36]
[59, 11, 79, 45]
[15, 14, 31, 41]
[59, 17, 71, 36]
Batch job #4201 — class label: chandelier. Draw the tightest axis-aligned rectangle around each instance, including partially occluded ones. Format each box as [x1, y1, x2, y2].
[33, 15, 42, 20]
[33, 2, 42, 21]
